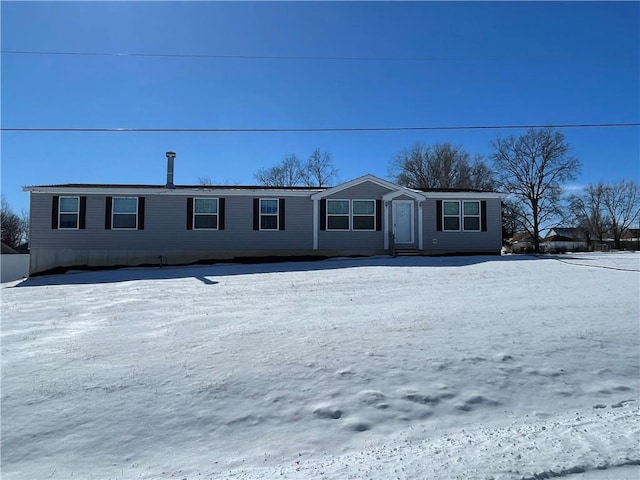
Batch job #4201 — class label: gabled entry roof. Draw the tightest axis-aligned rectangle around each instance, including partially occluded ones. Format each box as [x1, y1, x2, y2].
[310, 174, 422, 200]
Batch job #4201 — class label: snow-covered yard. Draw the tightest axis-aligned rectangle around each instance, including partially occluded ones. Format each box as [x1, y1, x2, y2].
[2, 253, 639, 479]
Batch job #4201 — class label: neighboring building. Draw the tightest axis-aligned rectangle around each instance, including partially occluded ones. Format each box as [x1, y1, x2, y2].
[620, 228, 640, 251]
[542, 227, 588, 253]
[23, 153, 504, 276]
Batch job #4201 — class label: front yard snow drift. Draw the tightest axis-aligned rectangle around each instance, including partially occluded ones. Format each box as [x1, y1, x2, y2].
[2, 253, 639, 479]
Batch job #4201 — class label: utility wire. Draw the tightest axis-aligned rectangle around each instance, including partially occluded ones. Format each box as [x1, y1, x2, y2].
[1, 50, 455, 61]
[1, 49, 631, 64]
[2, 123, 638, 133]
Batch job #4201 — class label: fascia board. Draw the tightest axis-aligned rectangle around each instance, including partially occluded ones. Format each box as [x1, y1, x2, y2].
[421, 192, 505, 199]
[382, 190, 426, 201]
[23, 186, 320, 197]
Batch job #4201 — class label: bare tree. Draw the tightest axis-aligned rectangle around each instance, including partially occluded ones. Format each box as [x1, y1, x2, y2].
[601, 180, 640, 249]
[255, 150, 338, 187]
[501, 199, 524, 242]
[469, 155, 497, 191]
[301, 149, 338, 187]
[568, 184, 611, 248]
[391, 142, 495, 190]
[255, 154, 303, 187]
[491, 128, 581, 253]
[197, 175, 213, 186]
[19, 208, 30, 245]
[1, 196, 23, 248]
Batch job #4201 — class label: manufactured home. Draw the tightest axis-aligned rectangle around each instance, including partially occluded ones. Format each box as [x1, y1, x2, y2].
[23, 152, 504, 275]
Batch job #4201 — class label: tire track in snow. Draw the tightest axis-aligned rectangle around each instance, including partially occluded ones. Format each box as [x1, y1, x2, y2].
[550, 257, 640, 272]
[220, 405, 640, 480]
[520, 461, 640, 480]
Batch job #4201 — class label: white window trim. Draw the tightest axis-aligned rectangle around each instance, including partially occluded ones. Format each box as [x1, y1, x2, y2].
[58, 195, 80, 230]
[193, 197, 219, 230]
[442, 200, 482, 232]
[326, 199, 351, 231]
[327, 199, 377, 231]
[259, 198, 279, 231]
[351, 199, 376, 231]
[112, 197, 139, 230]
[462, 200, 481, 232]
[442, 200, 461, 232]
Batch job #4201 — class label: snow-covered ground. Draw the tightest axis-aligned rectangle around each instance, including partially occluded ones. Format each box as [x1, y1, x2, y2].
[2, 253, 639, 479]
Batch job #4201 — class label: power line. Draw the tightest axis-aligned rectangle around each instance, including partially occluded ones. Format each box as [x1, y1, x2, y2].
[2, 123, 638, 133]
[0, 50, 629, 64]
[0, 50, 489, 61]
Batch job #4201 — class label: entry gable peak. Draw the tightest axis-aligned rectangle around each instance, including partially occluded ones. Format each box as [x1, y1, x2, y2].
[311, 174, 422, 200]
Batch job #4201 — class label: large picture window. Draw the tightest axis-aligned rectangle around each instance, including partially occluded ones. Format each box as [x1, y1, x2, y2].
[441, 200, 483, 232]
[59, 196, 79, 229]
[194, 198, 218, 229]
[326, 199, 376, 231]
[260, 199, 279, 230]
[112, 197, 138, 229]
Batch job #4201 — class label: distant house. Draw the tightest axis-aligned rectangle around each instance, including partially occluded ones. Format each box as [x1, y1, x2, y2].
[22, 153, 504, 276]
[620, 228, 640, 251]
[542, 228, 588, 253]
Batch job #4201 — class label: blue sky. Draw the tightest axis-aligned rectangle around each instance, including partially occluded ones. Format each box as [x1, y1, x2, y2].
[2, 1, 639, 214]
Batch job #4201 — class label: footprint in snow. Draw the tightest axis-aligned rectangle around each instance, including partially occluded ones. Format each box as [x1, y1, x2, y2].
[454, 394, 500, 412]
[343, 419, 372, 432]
[611, 399, 636, 408]
[355, 390, 386, 406]
[312, 405, 342, 420]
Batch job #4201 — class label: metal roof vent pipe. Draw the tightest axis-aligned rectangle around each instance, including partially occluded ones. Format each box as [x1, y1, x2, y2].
[165, 151, 176, 189]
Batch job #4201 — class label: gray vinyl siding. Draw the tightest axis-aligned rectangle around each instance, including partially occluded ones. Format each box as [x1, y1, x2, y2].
[27, 182, 503, 274]
[319, 181, 391, 250]
[30, 193, 313, 251]
[393, 194, 414, 201]
[318, 231, 384, 250]
[324, 181, 393, 200]
[422, 197, 502, 252]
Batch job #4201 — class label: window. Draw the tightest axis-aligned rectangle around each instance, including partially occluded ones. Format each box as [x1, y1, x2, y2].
[443, 201, 460, 231]
[326, 199, 376, 231]
[327, 200, 350, 230]
[253, 198, 284, 231]
[439, 200, 484, 232]
[463, 201, 481, 231]
[112, 197, 138, 229]
[194, 198, 218, 229]
[59, 196, 79, 229]
[260, 199, 278, 230]
[352, 200, 375, 230]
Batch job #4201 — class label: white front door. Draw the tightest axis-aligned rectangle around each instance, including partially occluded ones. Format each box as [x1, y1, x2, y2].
[393, 201, 414, 244]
